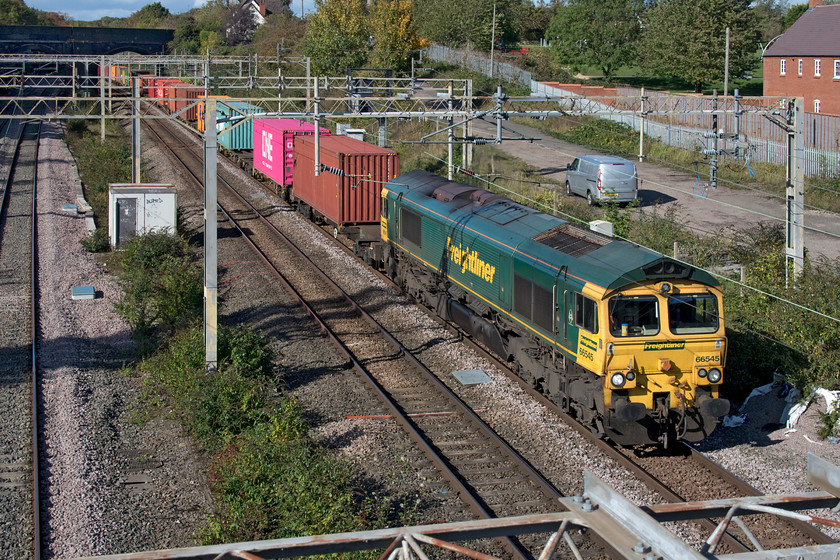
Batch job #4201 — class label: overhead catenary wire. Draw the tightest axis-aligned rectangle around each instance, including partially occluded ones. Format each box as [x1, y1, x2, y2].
[476, 118, 840, 243]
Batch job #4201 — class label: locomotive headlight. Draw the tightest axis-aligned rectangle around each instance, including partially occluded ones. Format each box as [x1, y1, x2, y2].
[626, 371, 635, 381]
[708, 368, 722, 383]
[611, 372, 626, 388]
[697, 368, 708, 378]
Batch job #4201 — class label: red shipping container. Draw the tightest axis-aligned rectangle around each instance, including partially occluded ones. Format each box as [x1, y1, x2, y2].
[154, 78, 179, 105]
[165, 81, 190, 111]
[253, 119, 330, 189]
[171, 85, 205, 122]
[292, 135, 400, 227]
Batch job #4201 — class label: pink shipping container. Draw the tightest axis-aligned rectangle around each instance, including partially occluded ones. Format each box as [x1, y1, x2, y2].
[292, 135, 400, 238]
[253, 119, 330, 196]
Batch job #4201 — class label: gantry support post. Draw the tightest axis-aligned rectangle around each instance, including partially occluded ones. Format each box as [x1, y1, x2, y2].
[786, 97, 805, 286]
[131, 78, 140, 183]
[204, 98, 218, 372]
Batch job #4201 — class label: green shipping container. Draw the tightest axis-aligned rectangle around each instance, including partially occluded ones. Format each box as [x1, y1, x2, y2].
[217, 101, 264, 151]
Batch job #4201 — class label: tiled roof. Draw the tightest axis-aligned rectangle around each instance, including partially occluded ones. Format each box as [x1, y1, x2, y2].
[764, 4, 840, 57]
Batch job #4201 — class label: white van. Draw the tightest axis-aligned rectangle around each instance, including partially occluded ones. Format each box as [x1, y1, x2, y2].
[565, 155, 638, 205]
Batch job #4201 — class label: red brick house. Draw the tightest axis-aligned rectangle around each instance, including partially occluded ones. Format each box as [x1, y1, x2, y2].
[763, 0, 840, 116]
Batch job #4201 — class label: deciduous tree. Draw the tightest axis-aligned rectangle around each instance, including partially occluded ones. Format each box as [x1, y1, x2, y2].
[414, 0, 518, 51]
[638, 0, 760, 92]
[171, 16, 201, 53]
[782, 3, 808, 29]
[0, 0, 49, 25]
[304, 0, 369, 74]
[546, 0, 644, 82]
[127, 2, 171, 28]
[369, 0, 422, 71]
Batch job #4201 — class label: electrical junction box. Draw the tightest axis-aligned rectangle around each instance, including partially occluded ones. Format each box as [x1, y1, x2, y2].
[108, 184, 177, 247]
[589, 219, 614, 237]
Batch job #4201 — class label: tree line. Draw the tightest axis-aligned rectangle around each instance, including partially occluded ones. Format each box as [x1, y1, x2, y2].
[0, 0, 819, 90]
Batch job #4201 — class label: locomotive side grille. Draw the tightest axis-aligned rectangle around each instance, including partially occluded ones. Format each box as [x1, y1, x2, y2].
[401, 207, 423, 247]
[533, 224, 611, 257]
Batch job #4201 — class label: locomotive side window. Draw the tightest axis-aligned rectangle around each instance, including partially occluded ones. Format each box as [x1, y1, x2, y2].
[401, 207, 422, 247]
[609, 295, 659, 336]
[513, 274, 555, 333]
[668, 294, 718, 334]
[574, 293, 598, 334]
[381, 196, 389, 219]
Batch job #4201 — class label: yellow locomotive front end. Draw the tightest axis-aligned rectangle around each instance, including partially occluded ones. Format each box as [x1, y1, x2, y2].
[599, 280, 730, 446]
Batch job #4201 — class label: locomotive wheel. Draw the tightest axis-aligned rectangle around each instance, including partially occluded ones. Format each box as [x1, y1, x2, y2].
[565, 181, 571, 196]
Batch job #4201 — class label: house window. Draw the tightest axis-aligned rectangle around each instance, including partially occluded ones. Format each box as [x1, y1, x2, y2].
[835, 60, 840, 79]
[815, 59, 821, 77]
[780, 59, 786, 75]
[815, 100, 821, 113]
[798, 59, 803, 75]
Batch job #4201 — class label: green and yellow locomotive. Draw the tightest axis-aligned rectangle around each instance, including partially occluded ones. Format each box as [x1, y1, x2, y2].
[379, 170, 729, 446]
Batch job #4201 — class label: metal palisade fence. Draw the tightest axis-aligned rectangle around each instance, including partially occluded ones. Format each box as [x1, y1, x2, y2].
[424, 44, 533, 88]
[424, 46, 840, 178]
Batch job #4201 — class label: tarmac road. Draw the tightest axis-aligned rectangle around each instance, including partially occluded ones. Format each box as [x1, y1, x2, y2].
[468, 118, 840, 262]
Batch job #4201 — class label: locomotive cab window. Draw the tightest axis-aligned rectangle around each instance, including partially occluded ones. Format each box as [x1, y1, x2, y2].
[668, 294, 718, 334]
[574, 292, 598, 334]
[400, 207, 422, 247]
[381, 196, 389, 219]
[609, 295, 659, 337]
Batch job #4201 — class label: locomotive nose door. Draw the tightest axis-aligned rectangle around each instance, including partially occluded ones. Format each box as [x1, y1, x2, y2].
[557, 266, 572, 349]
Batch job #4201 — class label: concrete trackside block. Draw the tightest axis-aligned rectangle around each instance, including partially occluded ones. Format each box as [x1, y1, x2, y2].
[71, 286, 95, 300]
[452, 369, 492, 386]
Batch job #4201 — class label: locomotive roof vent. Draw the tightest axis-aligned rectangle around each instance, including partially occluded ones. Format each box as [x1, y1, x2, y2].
[433, 183, 478, 203]
[469, 189, 505, 206]
[533, 224, 611, 257]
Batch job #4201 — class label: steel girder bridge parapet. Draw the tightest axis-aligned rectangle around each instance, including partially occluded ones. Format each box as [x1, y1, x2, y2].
[67, 453, 840, 560]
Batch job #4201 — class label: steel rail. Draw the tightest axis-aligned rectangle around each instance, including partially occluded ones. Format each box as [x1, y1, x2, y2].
[28, 120, 42, 560]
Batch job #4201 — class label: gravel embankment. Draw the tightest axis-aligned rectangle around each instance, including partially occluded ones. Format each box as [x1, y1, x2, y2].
[36, 123, 212, 559]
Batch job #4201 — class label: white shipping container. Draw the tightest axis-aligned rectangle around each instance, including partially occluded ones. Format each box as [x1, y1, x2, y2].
[108, 184, 178, 247]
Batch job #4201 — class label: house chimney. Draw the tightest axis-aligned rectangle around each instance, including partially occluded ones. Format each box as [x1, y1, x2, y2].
[260, 0, 266, 16]
[809, 0, 823, 7]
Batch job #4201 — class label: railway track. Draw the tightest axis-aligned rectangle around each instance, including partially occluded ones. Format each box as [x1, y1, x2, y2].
[0, 118, 41, 560]
[143, 110, 616, 559]
[144, 108, 836, 556]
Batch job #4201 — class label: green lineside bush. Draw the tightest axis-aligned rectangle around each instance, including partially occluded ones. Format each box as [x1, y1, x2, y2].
[140, 323, 412, 549]
[110, 232, 202, 346]
[64, 119, 133, 221]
